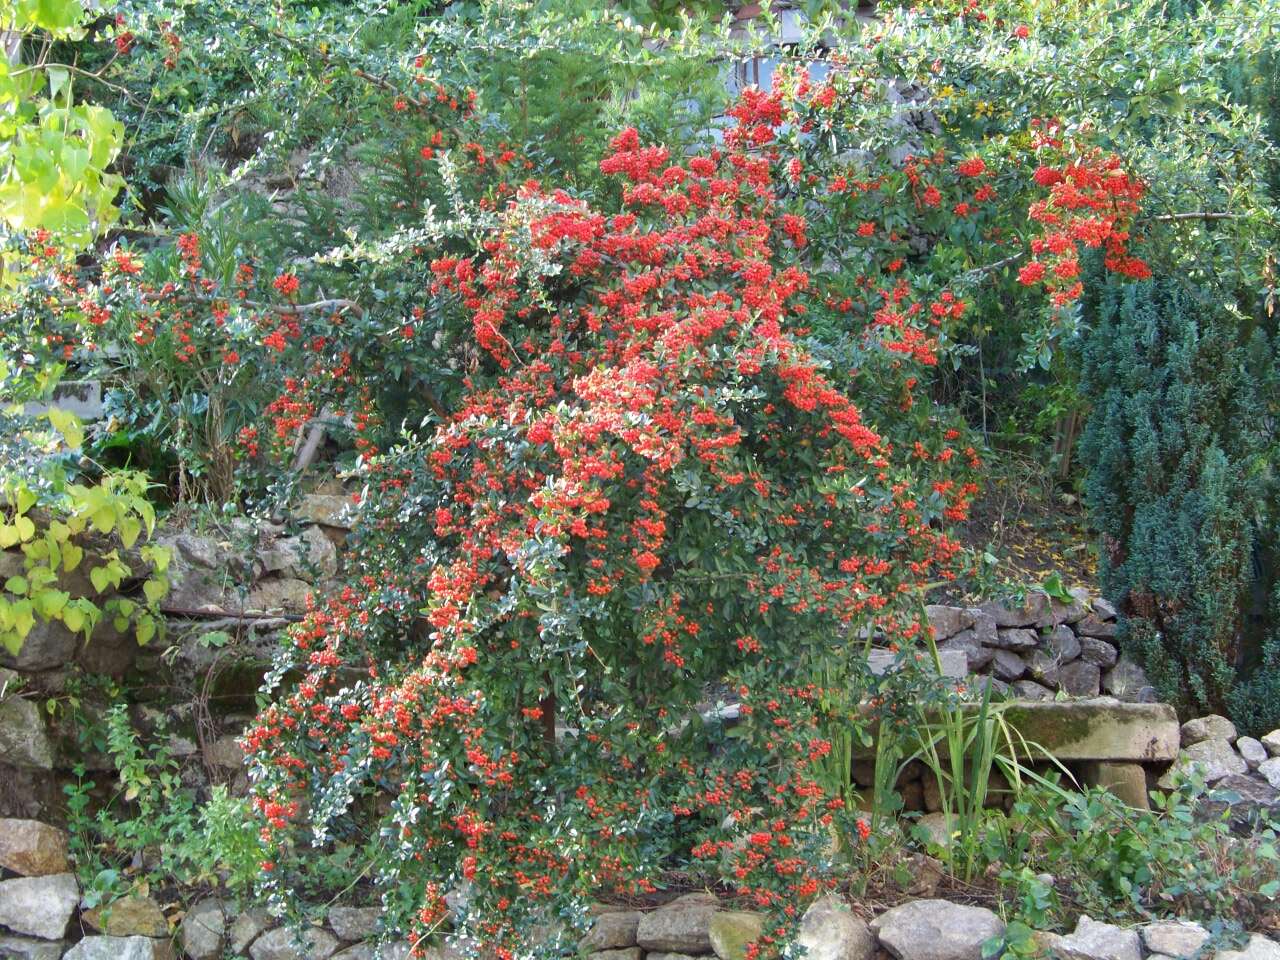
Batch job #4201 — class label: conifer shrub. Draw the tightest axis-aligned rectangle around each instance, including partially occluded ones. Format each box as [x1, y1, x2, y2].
[1079, 278, 1279, 731]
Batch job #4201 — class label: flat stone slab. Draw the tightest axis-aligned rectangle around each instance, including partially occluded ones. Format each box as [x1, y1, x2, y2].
[853, 699, 1179, 763]
[1000, 699, 1178, 762]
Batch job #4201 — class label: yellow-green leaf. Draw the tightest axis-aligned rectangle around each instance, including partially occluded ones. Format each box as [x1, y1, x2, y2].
[33, 589, 68, 619]
[62, 604, 84, 633]
[11, 599, 34, 639]
[90, 506, 116, 534]
[13, 486, 36, 516]
[118, 514, 141, 549]
[46, 407, 84, 450]
[142, 576, 168, 605]
[88, 565, 110, 594]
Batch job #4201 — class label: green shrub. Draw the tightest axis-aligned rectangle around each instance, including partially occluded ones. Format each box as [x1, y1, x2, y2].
[1079, 277, 1279, 731]
[990, 777, 1280, 932]
[65, 702, 264, 905]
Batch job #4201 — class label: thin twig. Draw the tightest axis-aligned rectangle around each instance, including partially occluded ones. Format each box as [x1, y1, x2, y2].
[1145, 211, 1239, 223]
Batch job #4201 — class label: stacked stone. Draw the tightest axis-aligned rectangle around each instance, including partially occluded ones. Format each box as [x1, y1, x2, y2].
[577, 893, 875, 960]
[0, 500, 353, 822]
[578, 895, 1280, 960]
[0, 818, 172, 960]
[922, 590, 1153, 702]
[179, 901, 392, 960]
[0, 819, 395, 960]
[1155, 714, 1280, 824]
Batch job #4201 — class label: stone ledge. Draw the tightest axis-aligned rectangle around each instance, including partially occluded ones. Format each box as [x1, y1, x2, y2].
[1001, 699, 1179, 762]
[850, 698, 1179, 764]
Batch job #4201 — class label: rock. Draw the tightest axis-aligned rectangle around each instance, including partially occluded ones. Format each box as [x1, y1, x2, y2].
[245, 578, 313, 615]
[870, 900, 1004, 960]
[1262, 729, 1280, 757]
[636, 893, 718, 954]
[1140, 921, 1209, 958]
[588, 951, 642, 960]
[970, 676, 1010, 699]
[1035, 590, 1089, 628]
[1078, 638, 1118, 669]
[980, 594, 1049, 628]
[1157, 739, 1248, 788]
[648, 954, 704, 960]
[1045, 625, 1082, 663]
[1202, 774, 1280, 830]
[0, 621, 78, 672]
[1059, 661, 1101, 697]
[75, 619, 139, 677]
[916, 812, 955, 848]
[1081, 761, 1149, 809]
[926, 606, 973, 641]
[797, 895, 875, 960]
[1075, 616, 1118, 640]
[991, 650, 1026, 681]
[939, 633, 993, 672]
[0, 935, 64, 959]
[63, 936, 173, 960]
[326, 905, 380, 942]
[1092, 598, 1118, 620]
[1180, 715, 1237, 747]
[709, 912, 765, 960]
[1259, 757, 1280, 789]
[892, 853, 943, 897]
[298, 494, 354, 529]
[1236, 737, 1267, 770]
[1027, 648, 1062, 686]
[900, 779, 924, 810]
[229, 909, 273, 954]
[0, 698, 54, 770]
[1102, 658, 1155, 703]
[182, 900, 225, 960]
[260, 527, 338, 583]
[1045, 915, 1142, 960]
[989, 629, 1039, 652]
[202, 734, 245, 770]
[156, 533, 236, 612]
[0, 820, 68, 876]
[1010, 679, 1055, 701]
[1000, 699, 1179, 761]
[968, 613, 998, 646]
[0, 873, 78, 939]
[249, 925, 339, 960]
[1215, 935, 1280, 960]
[868, 649, 966, 679]
[337, 946, 417, 960]
[83, 894, 168, 937]
[582, 911, 642, 951]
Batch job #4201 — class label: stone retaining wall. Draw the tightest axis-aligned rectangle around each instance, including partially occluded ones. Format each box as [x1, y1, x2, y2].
[919, 590, 1150, 703]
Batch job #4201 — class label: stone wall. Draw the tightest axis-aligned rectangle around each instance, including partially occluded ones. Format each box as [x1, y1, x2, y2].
[920, 590, 1149, 702]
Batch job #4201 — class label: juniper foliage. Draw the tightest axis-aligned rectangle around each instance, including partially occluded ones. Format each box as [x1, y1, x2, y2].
[1080, 278, 1280, 732]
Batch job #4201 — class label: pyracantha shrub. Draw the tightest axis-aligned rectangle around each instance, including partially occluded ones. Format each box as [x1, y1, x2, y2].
[234, 57, 1166, 956]
[241, 79, 988, 957]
